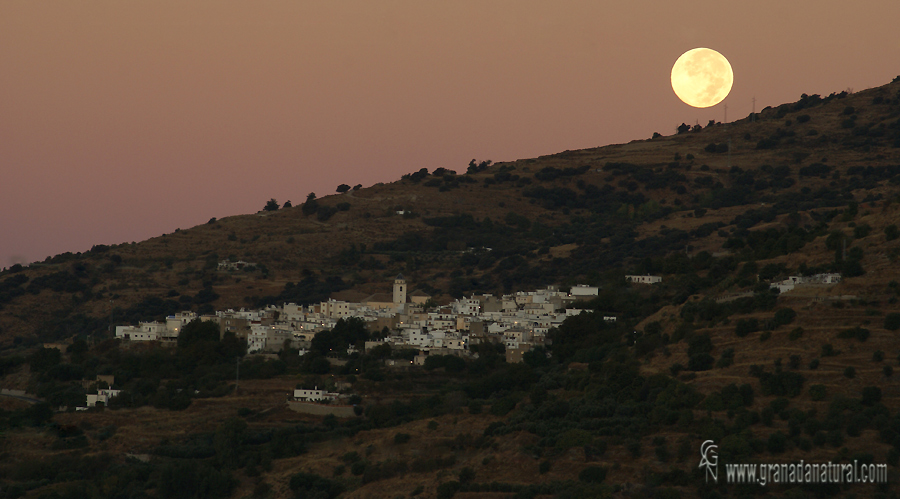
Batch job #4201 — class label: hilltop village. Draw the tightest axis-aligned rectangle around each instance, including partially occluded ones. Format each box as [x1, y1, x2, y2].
[116, 274, 611, 364]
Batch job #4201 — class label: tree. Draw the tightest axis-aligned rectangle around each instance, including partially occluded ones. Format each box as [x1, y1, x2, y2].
[734, 317, 759, 338]
[773, 308, 797, 327]
[336, 184, 351, 193]
[177, 319, 221, 349]
[862, 386, 882, 405]
[302, 192, 319, 216]
[767, 432, 786, 453]
[283, 200, 292, 208]
[263, 199, 279, 212]
[885, 313, 900, 331]
[579, 466, 608, 483]
[353, 184, 362, 190]
[28, 347, 61, 372]
[466, 159, 491, 174]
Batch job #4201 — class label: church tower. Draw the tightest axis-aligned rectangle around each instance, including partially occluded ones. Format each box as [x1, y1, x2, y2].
[393, 274, 407, 304]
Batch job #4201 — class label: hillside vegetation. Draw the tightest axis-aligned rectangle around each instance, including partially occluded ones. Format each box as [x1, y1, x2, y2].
[1, 78, 900, 499]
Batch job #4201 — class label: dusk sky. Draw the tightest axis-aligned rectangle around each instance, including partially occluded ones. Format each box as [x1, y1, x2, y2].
[2, 1, 898, 267]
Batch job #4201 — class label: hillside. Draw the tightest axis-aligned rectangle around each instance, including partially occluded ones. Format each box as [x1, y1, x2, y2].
[1, 78, 900, 499]
[2, 79, 900, 344]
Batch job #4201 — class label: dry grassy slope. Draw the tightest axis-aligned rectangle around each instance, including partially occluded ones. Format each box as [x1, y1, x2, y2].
[7, 375, 684, 499]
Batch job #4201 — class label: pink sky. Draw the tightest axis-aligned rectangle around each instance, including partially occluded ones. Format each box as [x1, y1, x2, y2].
[2, 1, 898, 266]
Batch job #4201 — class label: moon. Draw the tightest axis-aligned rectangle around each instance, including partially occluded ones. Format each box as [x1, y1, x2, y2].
[671, 48, 733, 108]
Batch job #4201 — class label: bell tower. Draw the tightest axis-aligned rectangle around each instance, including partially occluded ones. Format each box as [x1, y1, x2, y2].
[393, 274, 407, 304]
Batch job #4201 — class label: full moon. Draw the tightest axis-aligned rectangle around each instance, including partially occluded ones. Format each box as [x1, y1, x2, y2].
[671, 48, 733, 108]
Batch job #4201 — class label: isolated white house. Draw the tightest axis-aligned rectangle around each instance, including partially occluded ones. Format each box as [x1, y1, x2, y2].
[293, 387, 338, 402]
[218, 260, 256, 271]
[626, 275, 662, 284]
[86, 389, 121, 407]
[770, 273, 842, 293]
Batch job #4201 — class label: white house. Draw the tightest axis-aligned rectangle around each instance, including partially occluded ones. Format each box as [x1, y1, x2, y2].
[408, 331, 435, 348]
[626, 275, 662, 284]
[248, 324, 270, 353]
[770, 280, 795, 293]
[86, 389, 121, 407]
[570, 284, 599, 297]
[115, 322, 168, 341]
[426, 313, 455, 330]
[282, 303, 307, 321]
[444, 337, 467, 350]
[806, 273, 842, 284]
[501, 298, 518, 312]
[293, 387, 338, 402]
[321, 300, 351, 319]
[503, 328, 533, 349]
[218, 260, 256, 271]
[166, 311, 197, 335]
[453, 297, 481, 316]
[770, 273, 841, 293]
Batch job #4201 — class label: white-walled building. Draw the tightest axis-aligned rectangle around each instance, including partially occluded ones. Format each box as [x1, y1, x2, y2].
[770, 273, 842, 293]
[166, 311, 198, 335]
[248, 324, 270, 353]
[293, 387, 338, 402]
[115, 322, 168, 341]
[321, 299, 351, 319]
[626, 275, 662, 284]
[218, 260, 256, 271]
[282, 303, 306, 321]
[570, 284, 599, 297]
[453, 297, 481, 316]
[86, 389, 121, 407]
